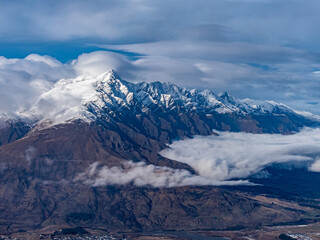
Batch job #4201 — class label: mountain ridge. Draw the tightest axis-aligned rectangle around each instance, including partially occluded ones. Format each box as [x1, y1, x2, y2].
[1, 70, 317, 128]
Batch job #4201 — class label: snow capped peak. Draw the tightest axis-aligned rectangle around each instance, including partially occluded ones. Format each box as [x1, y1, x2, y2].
[200, 89, 215, 97]
[218, 91, 239, 105]
[241, 98, 293, 114]
[9, 70, 318, 125]
[217, 91, 229, 98]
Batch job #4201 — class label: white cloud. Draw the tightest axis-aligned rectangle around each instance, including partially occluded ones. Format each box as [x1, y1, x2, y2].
[75, 161, 250, 188]
[160, 128, 320, 182]
[0, 54, 72, 116]
[309, 158, 320, 172]
[0, 52, 130, 117]
[102, 41, 307, 64]
[25, 54, 62, 68]
[75, 127, 320, 187]
[25, 146, 36, 166]
[71, 51, 134, 77]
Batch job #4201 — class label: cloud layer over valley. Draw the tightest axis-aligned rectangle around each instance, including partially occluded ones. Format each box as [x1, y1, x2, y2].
[160, 128, 320, 182]
[74, 128, 320, 188]
[75, 161, 250, 188]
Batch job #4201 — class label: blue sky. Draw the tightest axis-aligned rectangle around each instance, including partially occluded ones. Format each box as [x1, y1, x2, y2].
[1, 0, 320, 113]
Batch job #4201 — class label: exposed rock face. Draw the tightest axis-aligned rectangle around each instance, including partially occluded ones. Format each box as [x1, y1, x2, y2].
[0, 71, 318, 234]
[0, 119, 30, 146]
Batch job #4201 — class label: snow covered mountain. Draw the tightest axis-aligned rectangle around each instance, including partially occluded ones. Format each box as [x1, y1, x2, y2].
[1, 70, 319, 234]
[6, 70, 316, 126]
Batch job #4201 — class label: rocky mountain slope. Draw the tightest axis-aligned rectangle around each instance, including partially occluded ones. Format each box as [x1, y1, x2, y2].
[0, 71, 319, 234]
[20, 70, 319, 131]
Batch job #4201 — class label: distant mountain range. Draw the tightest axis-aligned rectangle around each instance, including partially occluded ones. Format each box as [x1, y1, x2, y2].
[0, 71, 319, 234]
[2, 70, 319, 127]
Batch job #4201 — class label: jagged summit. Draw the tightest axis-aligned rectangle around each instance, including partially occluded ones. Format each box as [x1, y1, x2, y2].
[1, 70, 316, 125]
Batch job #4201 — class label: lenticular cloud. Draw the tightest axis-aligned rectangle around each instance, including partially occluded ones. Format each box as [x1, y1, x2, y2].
[160, 128, 320, 182]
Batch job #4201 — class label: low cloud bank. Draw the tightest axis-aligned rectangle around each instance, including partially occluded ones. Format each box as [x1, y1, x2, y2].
[160, 128, 320, 182]
[0, 51, 130, 118]
[0, 54, 72, 116]
[75, 161, 250, 188]
[76, 128, 320, 188]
